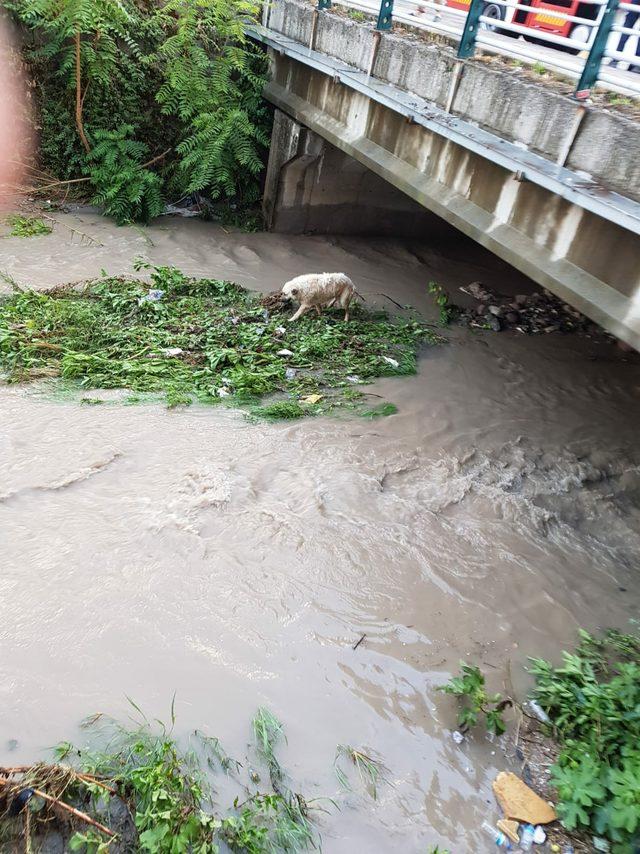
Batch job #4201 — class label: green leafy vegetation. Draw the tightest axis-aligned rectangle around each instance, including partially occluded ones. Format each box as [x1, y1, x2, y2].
[0, 266, 440, 416]
[86, 126, 164, 225]
[427, 281, 457, 326]
[608, 93, 633, 106]
[7, 0, 271, 224]
[529, 628, 640, 851]
[0, 707, 319, 852]
[346, 8, 368, 21]
[360, 402, 398, 418]
[532, 61, 547, 75]
[334, 745, 389, 800]
[438, 663, 509, 735]
[5, 215, 52, 238]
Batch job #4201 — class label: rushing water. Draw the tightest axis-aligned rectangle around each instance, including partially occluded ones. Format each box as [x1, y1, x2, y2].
[1, 210, 639, 851]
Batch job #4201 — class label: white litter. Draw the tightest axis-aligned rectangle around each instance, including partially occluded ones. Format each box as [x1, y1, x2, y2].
[138, 289, 164, 305]
[277, 349, 293, 357]
[161, 348, 183, 357]
[532, 826, 546, 845]
[382, 356, 399, 368]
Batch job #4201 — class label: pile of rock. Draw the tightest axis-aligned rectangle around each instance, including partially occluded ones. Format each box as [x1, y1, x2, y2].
[458, 281, 602, 337]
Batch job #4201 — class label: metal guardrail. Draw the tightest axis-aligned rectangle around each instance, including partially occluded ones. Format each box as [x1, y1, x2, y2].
[316, 0, 640, 98]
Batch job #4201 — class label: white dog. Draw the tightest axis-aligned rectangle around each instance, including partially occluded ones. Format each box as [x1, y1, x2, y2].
[281, 273, 356, 322]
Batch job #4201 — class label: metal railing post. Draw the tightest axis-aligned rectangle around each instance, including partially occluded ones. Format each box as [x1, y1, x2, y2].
[376, 0, 394, 30]
[318, 0, 331, 10]
[574, 0, 619, 98]
[457, 0, 485, 58]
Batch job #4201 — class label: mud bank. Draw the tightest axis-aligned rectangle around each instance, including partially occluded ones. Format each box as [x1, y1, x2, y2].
[1, 211, 639, 851]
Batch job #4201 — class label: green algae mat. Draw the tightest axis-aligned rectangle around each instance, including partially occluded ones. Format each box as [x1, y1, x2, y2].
[0, 265, 440, 418]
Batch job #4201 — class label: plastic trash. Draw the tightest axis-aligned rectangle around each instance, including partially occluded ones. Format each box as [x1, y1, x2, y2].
[382, 356, 399, 368]
[9, 788, 34, 816]
[277, 349, 293, 357]
[285, 368, 296, 379]
[480, 821, 512, 848]
[138, 289, 164, 305]
[522, 700, 551, 725]
[519, 824, 535, 851]
[274, 326, 286, 336]
[161, 347, 183, 357]
[592, 838, 610, 853]
[452, 730, 465, 744]
[217, 387, 231, 398]
[532, 826, 546, 845]
[346, 375, 361, 383]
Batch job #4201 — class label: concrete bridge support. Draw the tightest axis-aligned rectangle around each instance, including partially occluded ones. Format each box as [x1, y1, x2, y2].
[263, 110, 444, 237]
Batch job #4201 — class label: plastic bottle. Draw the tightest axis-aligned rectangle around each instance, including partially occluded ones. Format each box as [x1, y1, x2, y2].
[480, 821, 512, 848]
[519, 824, 535, 851]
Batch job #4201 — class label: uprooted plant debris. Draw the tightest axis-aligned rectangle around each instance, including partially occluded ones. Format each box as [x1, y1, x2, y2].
[0, 707, 330, 853]
[456, 281, 613, 338]
[0, 264, 441, 417]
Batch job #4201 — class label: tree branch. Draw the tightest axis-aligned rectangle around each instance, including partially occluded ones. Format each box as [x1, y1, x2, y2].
[74, 32, 91, 153]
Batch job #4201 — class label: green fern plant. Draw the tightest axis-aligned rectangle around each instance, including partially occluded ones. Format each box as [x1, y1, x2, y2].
[8, 0, 271, 221]
[155, 0, 269, 203]
[86, 126, 164, 224]
[6, 0, 134, 153]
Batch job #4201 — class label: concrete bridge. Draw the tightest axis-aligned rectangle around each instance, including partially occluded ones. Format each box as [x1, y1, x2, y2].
[249, 0, 640, 349]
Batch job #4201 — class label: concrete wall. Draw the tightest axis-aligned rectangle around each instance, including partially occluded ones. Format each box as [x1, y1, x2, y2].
[263, 53, 640, 348]
[265, 109, 449, 237]
[265, 0, 640, 201]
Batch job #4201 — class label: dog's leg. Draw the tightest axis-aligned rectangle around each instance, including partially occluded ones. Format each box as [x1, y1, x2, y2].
[341, 290, 352, 322]
[288, 305, 309, 322]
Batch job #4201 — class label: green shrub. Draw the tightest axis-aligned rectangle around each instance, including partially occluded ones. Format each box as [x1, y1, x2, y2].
[529, 629, 640, 851]
[438, 663, 508, 735]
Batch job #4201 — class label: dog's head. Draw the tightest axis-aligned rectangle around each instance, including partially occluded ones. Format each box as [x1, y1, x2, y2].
[281, 281, 299, 302]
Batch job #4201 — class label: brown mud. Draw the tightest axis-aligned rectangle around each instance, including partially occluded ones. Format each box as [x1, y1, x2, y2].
[1, 209, 639, 851]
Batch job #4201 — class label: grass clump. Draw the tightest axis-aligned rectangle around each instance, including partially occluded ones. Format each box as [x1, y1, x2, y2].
[334, 745, 389, 800]
[529, 628, 640, 851]
[360, 402, 398, 419]
[0, 264, 440, 417]
[438, 663, 510, 735]
[251, 401, 308, 421]
[0, 706, 319, 853]
[5, 215, 52, 238]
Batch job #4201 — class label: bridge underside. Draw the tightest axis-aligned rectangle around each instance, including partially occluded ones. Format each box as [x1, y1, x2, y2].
[262, 52, 640, 350]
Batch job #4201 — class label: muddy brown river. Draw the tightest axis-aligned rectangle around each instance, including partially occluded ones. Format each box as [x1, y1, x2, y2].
[1, 211, 639, 851]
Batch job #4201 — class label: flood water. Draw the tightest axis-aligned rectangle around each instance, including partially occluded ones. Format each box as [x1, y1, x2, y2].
[1, 211, 639, 851]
